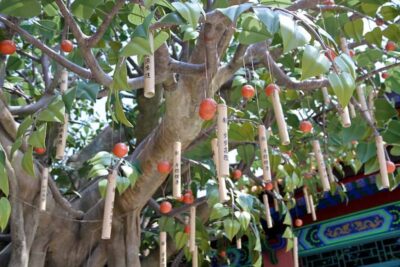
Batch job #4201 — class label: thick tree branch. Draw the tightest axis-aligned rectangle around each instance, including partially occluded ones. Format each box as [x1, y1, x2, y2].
[9, 94, 54, 116]
[54, 0, 87, 43]
[86, 0, 125, 47]
[0, 16, 92, 79]
[357, 62, 400, 82]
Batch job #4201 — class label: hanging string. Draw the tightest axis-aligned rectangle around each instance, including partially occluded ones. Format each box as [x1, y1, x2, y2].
[249, 49, 263, 124]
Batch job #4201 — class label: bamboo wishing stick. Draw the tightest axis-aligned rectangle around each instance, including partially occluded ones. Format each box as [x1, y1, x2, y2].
[211, 138, 228, 202]
[293, 237, 299, 267]
[217, 104, 229, 177]
[258, 125, 272, 183]
[349, 103, 356, 118]
[271, 89, 290, 145]
[312, 140, 331, 192]
[340, 106, 351, 128]
[173, 141, 181, 198]
[263, 194, 273, 228]
[375, 135, 390, 189]
[160, 231, 167, 267]
[356, 85, 372, 121]
[39, 167, 49, 211]
[55, 70, 69, 160]
[309, 194, 317, 221]
[189, 206, 196, 252]
[144, 32, 155, 98]
[101, 169, 118, 239]
[273, 180, 279, 212]
[321, 87, 330, 105]
[303, 187, 311, 214]
[327, 164, 336, 183]
[192, 245, 198, 267]
[236, 238, 242, 249]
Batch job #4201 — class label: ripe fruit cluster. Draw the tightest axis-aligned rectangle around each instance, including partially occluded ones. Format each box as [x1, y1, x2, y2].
[241, 84, 255, 100]
[387, 161, 396, 174]
[34, 147, 46, 155]
[386, 41, 396, 52]
[232, 169, 242, 180]
[199, 98, 217, 120]
[61, 40, 74, 53]
[0, 40, 16, 55]
[113, 143, 128, 158]
[157, 160, 171, 174]
[160, 201, 172, 214]
[299, 120, 313, 133]
[265, 83, 280, 97]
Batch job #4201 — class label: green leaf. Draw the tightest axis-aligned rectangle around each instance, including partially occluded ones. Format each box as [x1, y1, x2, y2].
[131, 11, 154, 39]
[0, 149, 9, 196]
[236, 193, 254, 212]
[382, 24, 400, 43]
[364, 156, 379, 175]
[158, 12, 185, 26]
[254, 7, 279, 34]
[36, 96, 65, 123]
[383, 120, 400, 145]
[344, 19, 364, 43]
[356, 142, 376, 164]
[88, 151, 112, 166]
[22, 146, 35, 177]
[76, 82, 100, 102]
[10, 137, 23, 161]
[238, 14, 272, 45]
[113, 91, 133, 128]
[71, 0, 104, 19]
[356, 49, 383, 68]
[171, 2, 202, 29]
[121, 165, 140, 187]
[223, 218, 241, 241]
[0, 0, 41, 18]
[217, 3, 253, 22]
[380, 6, 399, 21]
[365, 28, 382, 47]
[116, 176, 130, 194]
[279, 14, 311, 53]
[121, 37, 151, 57]
[16, 116, 33, 138]
[27, 124, 47, 149]
[328, 72, 355, 108]
[301, 45, 331, 80]
[98, 178, 107, 198]
[334, 53, 356, 79]
[112, 58, 129, 90]
[210, 203, 230, 221]
[0, 197, 11, 231]
[374, 98, 397, 125]
[237, 145, 255, 164]
[283, 212, 292, 226]
[63, 88, 76, 112]
[282, 226, 293, 239]
[229, 122, 255, 141]
[87, 164, 109, 179]
[235, 211, 251, 230]
[175, 232, 189, 250]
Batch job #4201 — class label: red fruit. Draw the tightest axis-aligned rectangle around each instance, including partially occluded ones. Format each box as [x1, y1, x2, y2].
[325, 49, 336, 61]
[232, 169, 242, 180]
[183, 192, 194, 204]
[160, 201, 172, 214]
[382, 72, 390, 79]
[349, 50, 355, 57]
[0, 40, 16, 55]
[199, 98, 217, 120]
[295, 218, 303, 227]
[112, 143, 128, 158]
[34, 147, 46, 155]
[241, 84, 255, 100]
[387, 161, 396, 174]
[265, 83, 280, 97]
[184, 225, 190, 234]
[219, 250, 227, 258]
[376, 18, 384, 26]
[61, 40, 74, 53]
[386, 41, 397, 52]
[299, 120, 313, 133]
[264, 182, 274, 191]
[157, 160, 171, 174]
